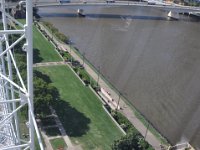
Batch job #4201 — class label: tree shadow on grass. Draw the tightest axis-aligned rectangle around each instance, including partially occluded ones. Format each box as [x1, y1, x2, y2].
[45, 127, 61, 136]
[52, 99, 91, 137]
[34, 70, 52, 83]
[33, 48, 43, 63]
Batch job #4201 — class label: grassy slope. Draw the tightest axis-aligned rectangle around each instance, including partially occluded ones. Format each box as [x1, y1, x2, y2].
[18, 19, 61, 63]
[37, 66, 123, 150]
[33, 25, 62, 63]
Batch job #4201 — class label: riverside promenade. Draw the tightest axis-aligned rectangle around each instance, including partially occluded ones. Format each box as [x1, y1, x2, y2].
[38, 22, 165, 150]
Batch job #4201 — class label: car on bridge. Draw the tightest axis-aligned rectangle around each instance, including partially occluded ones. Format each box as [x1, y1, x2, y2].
[147, 1, 156, 5]
[106, 0, 115, 3]
[59, 0, 71, 4]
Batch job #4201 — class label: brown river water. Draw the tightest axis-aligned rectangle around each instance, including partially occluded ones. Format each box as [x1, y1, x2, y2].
[38, 5, 200, 149]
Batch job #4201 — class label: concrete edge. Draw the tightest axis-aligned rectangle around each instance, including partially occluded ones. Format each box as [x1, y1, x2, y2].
[89, 85, 106, 105]
[102, 105, 126, 135]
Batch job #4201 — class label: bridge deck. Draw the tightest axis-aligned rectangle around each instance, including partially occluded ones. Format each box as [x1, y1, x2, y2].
[35, 1, 200, 13]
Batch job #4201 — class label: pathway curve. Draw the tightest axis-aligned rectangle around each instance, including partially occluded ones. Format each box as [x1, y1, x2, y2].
[38, 22, 164, 150]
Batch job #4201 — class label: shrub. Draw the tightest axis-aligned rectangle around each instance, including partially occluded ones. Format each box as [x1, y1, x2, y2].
[73, 67, 79, 73]
[111, 112, 154, 150]
[43, 21, 69, 43]
[112, 111, 134, 133]
[79, 73, 83, 79]
[62, 51, 73, 61]
[111, 131, 140, 150]
[90, 79, 97, 89]
[55, 32, 69, 43]
[78, 69, 90, 82]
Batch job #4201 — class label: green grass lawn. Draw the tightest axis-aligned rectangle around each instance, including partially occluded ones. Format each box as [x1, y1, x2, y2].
[37, 65, 123, 150]
[18, 19, 61, 63]
[33, 25, 62, 63]
[50, 138, 67, 150]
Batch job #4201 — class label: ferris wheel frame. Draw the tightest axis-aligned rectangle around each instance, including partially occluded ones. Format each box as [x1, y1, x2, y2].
[0, 0, 44, 149]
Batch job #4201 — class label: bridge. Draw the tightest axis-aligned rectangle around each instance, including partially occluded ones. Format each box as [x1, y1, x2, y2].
[35, 1, 200, 19]
[36, 1, 200, 12]
[6, 0, 200, 19]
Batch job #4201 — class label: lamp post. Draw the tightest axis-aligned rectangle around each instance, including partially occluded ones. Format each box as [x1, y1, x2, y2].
[116, 92, 122, 111]
[144, 123, 150, 141]
[90, 75, 91, 85]
[51, 28, 53, 41]
[82, 52, 85, 67]
[97, 66, 100, 86]
[69, 41, 72, 64]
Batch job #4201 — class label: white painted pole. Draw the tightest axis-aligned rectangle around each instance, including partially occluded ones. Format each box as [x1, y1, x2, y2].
[26, 0, 35, 149]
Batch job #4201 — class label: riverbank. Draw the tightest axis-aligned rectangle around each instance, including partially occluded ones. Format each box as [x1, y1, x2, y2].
[37, 21, 169, 149]
[32, 21, 125, 149]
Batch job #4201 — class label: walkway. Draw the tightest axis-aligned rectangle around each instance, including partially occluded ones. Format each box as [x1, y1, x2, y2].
[49, 106, 82, 150]
[33, 61, 65, 67]
[38, 22, 164, 150]
[39, 106, 82, 150]
[40, 129, 54, 150]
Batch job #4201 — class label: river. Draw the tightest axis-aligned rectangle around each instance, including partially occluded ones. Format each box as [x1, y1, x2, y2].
[38, 5, 200, 149]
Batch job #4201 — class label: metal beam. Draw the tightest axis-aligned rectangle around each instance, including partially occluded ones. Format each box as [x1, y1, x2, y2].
[0, 30, 25, 35]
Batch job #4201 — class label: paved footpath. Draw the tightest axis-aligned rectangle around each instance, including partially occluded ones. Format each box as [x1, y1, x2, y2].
[38, 22, 164, 150]
[33, 61, 65, 67]
[39, 107, 82, 150]
[49, 106, 82, 150]
[40, 130, 54, 150]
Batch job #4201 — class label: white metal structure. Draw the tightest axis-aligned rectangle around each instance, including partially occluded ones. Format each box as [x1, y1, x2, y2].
[0, 0, 43, 149]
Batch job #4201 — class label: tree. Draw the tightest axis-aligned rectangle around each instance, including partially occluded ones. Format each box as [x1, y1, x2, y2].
[137, 138, 154, 150]
[112, 131, 140, 150]
[33, 71, 59, 116]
